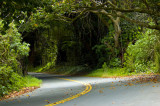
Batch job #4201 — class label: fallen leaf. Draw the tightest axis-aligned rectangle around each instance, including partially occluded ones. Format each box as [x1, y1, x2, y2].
[45, 100, 50, 103]
[127, 83, 133, 86]
[99, 90, 103, 93]
[110, 87, 115, 89]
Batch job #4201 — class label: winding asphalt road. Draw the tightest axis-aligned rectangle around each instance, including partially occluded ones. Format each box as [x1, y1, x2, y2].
[1, 72, 160, 106]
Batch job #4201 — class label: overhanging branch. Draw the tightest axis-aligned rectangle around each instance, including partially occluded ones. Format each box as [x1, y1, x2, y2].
[115, 14, 160, 30]
[79, 7, 160, 17]
[71, 9, 89, 22]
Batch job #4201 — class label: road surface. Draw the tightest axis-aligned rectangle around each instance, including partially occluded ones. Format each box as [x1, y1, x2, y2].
[0, 72, 160, 106]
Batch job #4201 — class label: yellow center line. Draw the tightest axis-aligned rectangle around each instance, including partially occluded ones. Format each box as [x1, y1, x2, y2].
[45, 78, 92, 106]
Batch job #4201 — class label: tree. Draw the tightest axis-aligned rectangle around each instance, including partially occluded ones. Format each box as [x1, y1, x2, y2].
[67, 0, 160, 29]
[0, 0, 50, 32]
[0, 20, 30, 75]
[49, 0, 159, 64]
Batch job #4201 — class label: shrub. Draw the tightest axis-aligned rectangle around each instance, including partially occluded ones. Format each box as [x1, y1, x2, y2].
[0, 66, 25, 96]
[124, 30, 160, 73]
[0, 20, 31, 97]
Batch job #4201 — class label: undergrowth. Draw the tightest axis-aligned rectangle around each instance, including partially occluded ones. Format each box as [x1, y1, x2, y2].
[0, 66, 42, 98]
[30, 64, 155, 78]
[23, 75, 42, 87]
[86, 67, 136, 77]
[30, 65, 91, 76]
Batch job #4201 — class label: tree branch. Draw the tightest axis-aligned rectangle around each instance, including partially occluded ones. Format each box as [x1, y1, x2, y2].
[71, 9, 88, 22]
[69, 3, 160, 30]
[79, 7, 160, 17]
[115, 13, 160, 30]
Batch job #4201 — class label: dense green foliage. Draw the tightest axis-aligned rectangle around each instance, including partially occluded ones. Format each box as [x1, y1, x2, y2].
[0, 0, 160, 97]
[0, 66, 24, 96]
[0, 21, 41, 97]
[0, 66, 42, 97]
[0, 21, 30, 72]
[124, 30, 160, 73]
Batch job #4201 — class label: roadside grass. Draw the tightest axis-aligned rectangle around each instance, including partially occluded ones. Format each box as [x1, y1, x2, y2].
[29, 65, 157, 78]
[30, 65, 91, 76]
[24, 75, 42, 87]
[85, 67, 156, 78]
[47, 65, 91, 75]
[86, 68, 129, 77]
[0, 75, 42, 100]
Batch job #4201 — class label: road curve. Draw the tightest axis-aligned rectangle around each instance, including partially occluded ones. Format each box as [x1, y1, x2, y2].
[0, 72, 160, 106]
